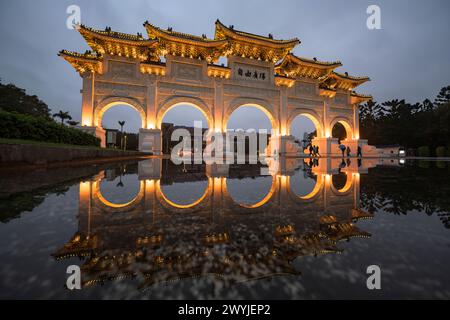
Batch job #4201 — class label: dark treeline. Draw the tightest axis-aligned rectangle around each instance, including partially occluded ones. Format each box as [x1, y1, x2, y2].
[360, 162, 450, 229]
[360, 85, 450, 155]
[0, 80, 100, 146]
[0, 81, 52, 119]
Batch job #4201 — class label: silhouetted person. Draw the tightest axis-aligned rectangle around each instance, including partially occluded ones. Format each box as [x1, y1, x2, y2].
[309, 145, 313, 157]
[339, 144, 346, 157]
[315, 146, 321, 157]
[357, 146, 362, 158]
[358, 158, 362, 167]
[313, 158, 319, 167]
[346, 146, 351, 157]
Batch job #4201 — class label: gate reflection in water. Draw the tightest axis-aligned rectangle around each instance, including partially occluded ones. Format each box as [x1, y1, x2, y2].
[54, 157, 379, 290]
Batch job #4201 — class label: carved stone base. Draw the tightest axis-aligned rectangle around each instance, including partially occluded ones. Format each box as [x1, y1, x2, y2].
[139, 128, 162, 154]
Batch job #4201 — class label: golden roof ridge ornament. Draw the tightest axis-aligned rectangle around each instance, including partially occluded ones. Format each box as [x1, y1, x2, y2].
[275, 53, 341, 79]
[58, 49, 103, 74]
[214, 19, 300, 46]
[78, 24, 156, 44]
[277, 53, 342, 68]
[144, 20, 227, 45]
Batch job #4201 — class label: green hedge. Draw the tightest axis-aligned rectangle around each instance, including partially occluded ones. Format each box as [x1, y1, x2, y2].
[0, 111, 100, 147]
[436, 146, 447, 157]
[417, 146, 430, 157]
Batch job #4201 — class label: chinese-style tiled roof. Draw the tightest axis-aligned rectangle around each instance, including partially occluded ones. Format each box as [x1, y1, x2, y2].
[333, 71, 371, 82]
[215, 19, 300, 46]
[144, 21, 227, 45]
[143, 21, 228, 63]
[77, 24, 159, 61]
[320, 71, 370, 91]
[214, 20, 299, 63]
[78, 24, 154, 44]
[275, 53, 341, 79]
[351, 209, 375, 221]
[350, 92, 373, 104]
[52, 233, 98, 260]
[58, 50, 103, 74]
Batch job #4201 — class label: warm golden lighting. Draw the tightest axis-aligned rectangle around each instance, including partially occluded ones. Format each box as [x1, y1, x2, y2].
[293, 175, 324, 200]
[145, 179, 155, 193]
[225, 176, 277, 208]
[79, 181, 91, 197]
[156, 179, 210, 209]
[94, 180, 145, 208]
[60, 21, 372, 156]
[81, 114, 92, 127]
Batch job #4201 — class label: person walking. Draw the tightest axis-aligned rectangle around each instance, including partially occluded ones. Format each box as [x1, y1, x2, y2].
[308, 144, 314, 157]
[339, 143, 346, 157]
[346, 146, 351, 157]
[315, 145, 321, 157]
[357, 146, 362, 158]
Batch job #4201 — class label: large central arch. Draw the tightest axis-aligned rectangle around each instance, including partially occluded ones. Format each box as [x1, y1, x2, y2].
[224, 98, 278, 133]
[156, 96, 213, 130]
[224, 176, 277, 208]
[155, 179, 211, 209]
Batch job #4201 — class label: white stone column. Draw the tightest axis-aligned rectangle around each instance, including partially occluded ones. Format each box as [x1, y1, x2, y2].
[310, 99, 335, 156]
[138, 158, 162, 180]
[146, 81, 157, 129]
[78, 71, 107, 147]
[279, 87, 288, 136]
[213, 80, 224, 133]
[81, 71, 95, 126]
[353, 103, 360, 139]
[139, 128, 162, 154]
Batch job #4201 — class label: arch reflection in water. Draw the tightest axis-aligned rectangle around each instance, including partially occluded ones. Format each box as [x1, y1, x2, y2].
[54, 158, 382, 290]
[225, 175, 275, 208]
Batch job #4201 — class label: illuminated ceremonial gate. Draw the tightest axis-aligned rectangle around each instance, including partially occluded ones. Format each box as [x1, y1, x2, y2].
[53, 157, 387, 287]
[60, 20, 372, 155]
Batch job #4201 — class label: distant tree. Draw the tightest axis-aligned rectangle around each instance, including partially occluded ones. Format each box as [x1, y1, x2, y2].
[0, 82, 51, 119]
[421, 99, 434, 112]
[53, 110, 72, 125]
[307, 130, 317, 141]
[118, 120, 126, 132]
[360, 100, 383, 145]
[118, 120, 126, 149]
[67, 120, 79, 126]
[434, 85, 450, 106]
[359, 85, 450, 154]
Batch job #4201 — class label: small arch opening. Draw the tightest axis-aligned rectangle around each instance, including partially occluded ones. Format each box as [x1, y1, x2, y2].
[100, 104, 143, 150]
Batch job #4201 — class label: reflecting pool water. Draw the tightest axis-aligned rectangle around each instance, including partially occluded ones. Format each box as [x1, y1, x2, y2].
[0, 158, 449, 299]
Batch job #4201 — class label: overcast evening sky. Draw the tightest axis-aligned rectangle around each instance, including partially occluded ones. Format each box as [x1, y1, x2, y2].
[0, 0, 449, 135]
